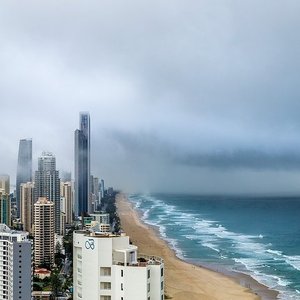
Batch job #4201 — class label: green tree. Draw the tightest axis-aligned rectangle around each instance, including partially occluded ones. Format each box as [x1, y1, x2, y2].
[50, 268, 62, 296]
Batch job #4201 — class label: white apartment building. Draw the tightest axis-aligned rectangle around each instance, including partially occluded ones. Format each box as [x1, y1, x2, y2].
[34, 197, 54, 267]
[0, 224, 32, 300]
[60, 181, 73, 225]
[90, 213, 110, 225]
[73, 231, 164, 300]
[20, 182, 34, 234]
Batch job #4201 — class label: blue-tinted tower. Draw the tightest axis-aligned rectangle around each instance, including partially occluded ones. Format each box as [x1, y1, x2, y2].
[16, 139, 32, 218]
[75, 112, 90, 216]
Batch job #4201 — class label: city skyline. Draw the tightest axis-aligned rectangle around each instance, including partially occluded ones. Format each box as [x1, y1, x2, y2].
[1, 1, 300, 194]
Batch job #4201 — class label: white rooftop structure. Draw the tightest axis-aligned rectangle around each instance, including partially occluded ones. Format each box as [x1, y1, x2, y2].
[73, 231, 164, 300]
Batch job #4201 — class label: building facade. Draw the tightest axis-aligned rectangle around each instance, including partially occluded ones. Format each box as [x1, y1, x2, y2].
[0, 175, 10, 194]
[0, 224, 32, 300]
[34, 197, 55, 267]
[60, 181, 73, 225]
[0, 191, 11, 227]
[90, 213, 110, 225]
[100, 179, 105, 199]
[74, 112, 90, 216]
[34, 152, 61, 234]
[73, 231, 164, 300]
[20, 182, 34, 234]
[16, 139, 32, 218]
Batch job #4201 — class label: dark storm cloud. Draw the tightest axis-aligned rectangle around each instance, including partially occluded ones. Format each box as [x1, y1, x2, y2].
[1, 1, 300, 193]
[179, 151, 300, 170]
[106, 129, 300, 170]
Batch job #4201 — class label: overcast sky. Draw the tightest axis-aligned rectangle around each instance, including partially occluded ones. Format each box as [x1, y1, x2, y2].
[1, 1, 300, 194]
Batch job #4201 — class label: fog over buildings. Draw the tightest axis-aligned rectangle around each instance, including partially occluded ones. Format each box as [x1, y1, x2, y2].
[1, 1, 300, 194]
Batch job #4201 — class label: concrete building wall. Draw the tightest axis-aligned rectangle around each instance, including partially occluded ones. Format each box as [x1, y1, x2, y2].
[60, 182, 73, 225]
[0, 224, 32, 300]
[13, 241, 32, 300]
[0, 192, 11, 226]
[34, 198, 54, 267]
[73, 232, 164, 300]
[20, 182, 34, 234]
[0, 175, 10, 194]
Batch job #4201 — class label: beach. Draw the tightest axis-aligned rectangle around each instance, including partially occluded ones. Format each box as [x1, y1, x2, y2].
[116, 193, 278, 300]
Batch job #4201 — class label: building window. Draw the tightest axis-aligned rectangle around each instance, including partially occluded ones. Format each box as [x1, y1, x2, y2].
[147, 269, 150, 279]
[121, 283, 123, 291]
[100, 267, 111, 276]
[161, 281, 164, 290]
[100, 296, 111, 300]
[121, 269, 123, 277]
[161, 295, 164, 300]
[161, 268, 164, 276]
[100, 282, 111, 290]
[147, 283, 150, 292]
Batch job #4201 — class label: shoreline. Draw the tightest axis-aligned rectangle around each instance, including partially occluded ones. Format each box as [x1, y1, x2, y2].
[116, 193, 279, 300]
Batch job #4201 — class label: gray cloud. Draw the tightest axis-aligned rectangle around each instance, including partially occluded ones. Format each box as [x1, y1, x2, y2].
[1, 1, 300, 193]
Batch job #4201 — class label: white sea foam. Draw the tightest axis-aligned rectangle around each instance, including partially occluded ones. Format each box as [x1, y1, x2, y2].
[185, 234, 200, 241]
[202, 243, 220, 253]
[267, 249, 283, 256]
[130, 194, 299, 300]
[165, 237, 185, 259]
[284, 255, 300, 272]
[235, 258, 291, 288]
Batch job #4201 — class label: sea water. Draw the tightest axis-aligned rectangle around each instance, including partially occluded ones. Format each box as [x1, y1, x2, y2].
[128, 194, 300, 299]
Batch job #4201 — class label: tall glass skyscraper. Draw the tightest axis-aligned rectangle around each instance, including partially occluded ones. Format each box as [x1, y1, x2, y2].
[74, 112, 90, 216]
[16, 138, 32, 218]
[34, 152, 61, 234]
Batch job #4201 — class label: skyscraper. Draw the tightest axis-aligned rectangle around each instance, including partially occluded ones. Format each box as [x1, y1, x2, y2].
[0, 191, 11, 226]
[35, 152, 61, 234]
[0, 224, 32, 300]
[34, 197, 55, 267]
[20, 182, 35, 234]
[100, 179, 105, 199]
[16, 138, 32, 218]
[91, 176, 100, 211]
[60, 181, 73, 225]
[75, 112, 90, 216]
[0, 174, 10, 194]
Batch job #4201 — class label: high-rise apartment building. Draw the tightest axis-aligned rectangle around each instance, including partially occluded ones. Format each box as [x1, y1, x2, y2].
[16, 139, 32, 218]
[91, 176, 100, 211]
[73, 231, 164, 300]
[60, 181, 73, 225]
[0, 224, 32, 300]
[0, 175, 10, 194]
[34, 197, 55, 267]
[20, 182, 35, 234]
[100, 179, 105, 199]
[34, 152, 61, 234]
[75, 112, 90, 216]
[0, 190, 11, 226]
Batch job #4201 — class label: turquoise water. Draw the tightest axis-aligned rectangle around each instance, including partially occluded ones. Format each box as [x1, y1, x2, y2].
[128, 194, 300, 299]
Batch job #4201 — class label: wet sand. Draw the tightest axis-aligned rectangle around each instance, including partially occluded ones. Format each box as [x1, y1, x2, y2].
[116, 193, 278, 300]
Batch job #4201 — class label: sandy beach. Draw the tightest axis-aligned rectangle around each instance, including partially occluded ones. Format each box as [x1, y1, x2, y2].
[116, 193, 278, 300]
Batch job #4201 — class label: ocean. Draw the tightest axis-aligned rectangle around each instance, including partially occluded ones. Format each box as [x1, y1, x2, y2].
[128, 194, 300, 300]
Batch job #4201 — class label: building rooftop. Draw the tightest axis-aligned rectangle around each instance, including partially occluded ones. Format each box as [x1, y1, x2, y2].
[75, 229, 124, 238]
[113, 254, 164, 267]
[0, 224, 11, 233]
